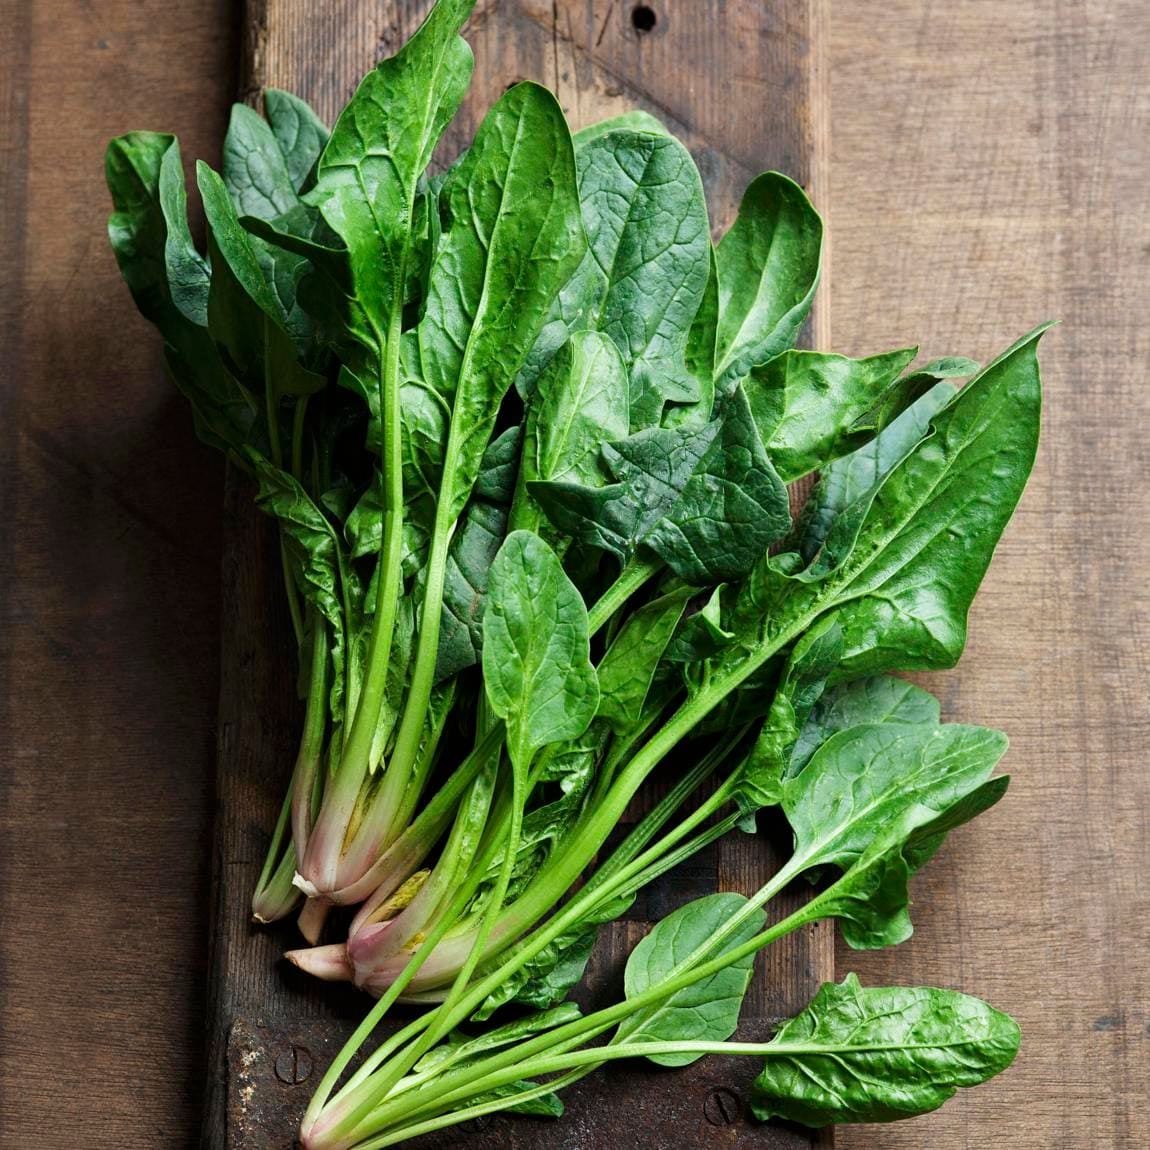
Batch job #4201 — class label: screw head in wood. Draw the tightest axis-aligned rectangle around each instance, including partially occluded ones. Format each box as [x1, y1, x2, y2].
[274, 1045, 313, 1085]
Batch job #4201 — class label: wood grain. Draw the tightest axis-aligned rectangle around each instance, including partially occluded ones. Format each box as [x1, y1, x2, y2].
[0, 1, 236, 1147]
[203, 1, 833, 1147]
[830, 3, 1150, 1148]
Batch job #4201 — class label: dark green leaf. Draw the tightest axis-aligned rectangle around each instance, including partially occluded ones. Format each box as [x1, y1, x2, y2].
[596, 589, 692, 733]
[789, 676, 940, 773]
[743, 347, 918, 481]
[263, 88, 329, 192]
[310, 0, 475, 338]
[642, 386, 791, 583]
[751, 974, 1020, 1125]
[416, 81, 585, 524]
[515, 130, 710, 428]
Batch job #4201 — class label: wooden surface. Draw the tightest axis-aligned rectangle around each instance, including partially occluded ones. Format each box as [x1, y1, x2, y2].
[207, 2, 832, 1147]
[2, 1, 1148, 1148]
[0, 1, 235, 1147]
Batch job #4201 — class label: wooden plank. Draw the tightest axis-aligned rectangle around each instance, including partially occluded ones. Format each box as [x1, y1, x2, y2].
[206, 2, 834, 1147]
[0, 2, 235, 1147]
[828, 3, 1150, 1149]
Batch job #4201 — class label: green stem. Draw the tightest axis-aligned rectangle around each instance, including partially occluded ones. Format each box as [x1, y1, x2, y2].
[292, 614, 331, 854]
[340, 886, 811, 1143]
[302, 311, 405, 891]
[586, 554, 661, 636]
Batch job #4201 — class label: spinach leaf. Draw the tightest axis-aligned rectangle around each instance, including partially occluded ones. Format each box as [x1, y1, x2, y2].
[515, 129, 710, 428]
[263, 88, 329, 192]
[483, 532, 599, 770]
[735, 326, 1048, 674]
[784, 721, 1009, 947]
[596, 589, 692, 733]
[789, 675, 940, 773]
[310, 0, 475, 341]
[743, 346, 919, 481]
[615, 892, 766, 1066]
[415, 80, 586, 525]
[712, 173, 823, 395]
[533, 384, 791, 584]
[642, 386, 791, 583]
[513, 331, 630, 534]
[750, 974, 1020, 1125]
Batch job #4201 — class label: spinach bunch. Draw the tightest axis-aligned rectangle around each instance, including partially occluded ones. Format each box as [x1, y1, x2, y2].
[106, 0, 1046, 1142]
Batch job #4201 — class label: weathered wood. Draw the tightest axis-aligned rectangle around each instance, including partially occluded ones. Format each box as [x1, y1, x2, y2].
[0, 2, 235, 1147]
[205, 2, 834, 1147]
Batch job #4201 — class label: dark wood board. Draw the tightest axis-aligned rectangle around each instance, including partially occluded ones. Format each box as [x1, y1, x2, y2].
[204, 2, 834, 1148]
[0, 1, 236, 1147]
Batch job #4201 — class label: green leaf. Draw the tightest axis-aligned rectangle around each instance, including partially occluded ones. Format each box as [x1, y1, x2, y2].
[789, 676, 940, 773]
[743, 347, 919, 481]
[416, 81, 586, 524]
[735, 326, 1048, 674]
[263, 88, 329, 192]
[737, 615, 843, 813]
[782, 721, 1008, 947]
[436, 500, 507, 682]
[472, 918, 601, 1021]
[713, 173, 823, 394]
[199, 162, 325, 395]
[531, 420, 718, 560]
[642, 386, 791, 583]
[311, 0, 475, 340]
[527, 332, 630, 486]
[106, 132, 210, 328]
[106, 133, 255, 454]
[615, 893, 766, 1066]
[596, 589, 692, 733]
[793, 380, 958, 580]
[221, 103, 299, 222]
[571, 109, 669, 147]
[483, 532, 599, 769]
[751, 974, 1020, 1125]
[515, 130, 710, 427]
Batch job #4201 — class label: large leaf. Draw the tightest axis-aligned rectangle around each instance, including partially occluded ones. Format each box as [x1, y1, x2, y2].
[789, 675, 940, 773]
[615, 893, 766, 1066]
[515, 129, 710, 428]
[751, 974, 1020, 1125]
[743, 347, 918, 481]
[483, 532, 599, 769]
[416, 81, 585, 524]
[310, 0, 475, 339]
[105, 133, 255, 453]
[642, 386, 791, 583]
[783, 721, 1009, 948]
[533, 384, 790, 583]
[734, 326, 1048, 674]
[106, 132, 210, 328]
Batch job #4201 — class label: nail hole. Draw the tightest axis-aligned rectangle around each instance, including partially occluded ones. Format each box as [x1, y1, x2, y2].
[631, 5, 657, 34]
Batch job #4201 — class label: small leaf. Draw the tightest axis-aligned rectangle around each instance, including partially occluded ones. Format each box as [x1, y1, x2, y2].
[616, 893, 766, 1066]
[483, 532, 599, 769]
[713, 173, 823, 394]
